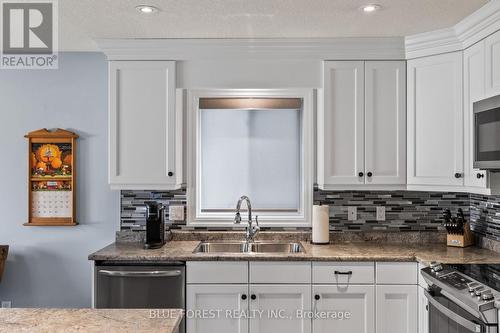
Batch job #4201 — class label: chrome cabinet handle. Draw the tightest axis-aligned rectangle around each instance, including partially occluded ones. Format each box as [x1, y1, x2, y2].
[424, 290, 482, 333]
[98, 270, 182, 278]
[334, 270, 353, 275]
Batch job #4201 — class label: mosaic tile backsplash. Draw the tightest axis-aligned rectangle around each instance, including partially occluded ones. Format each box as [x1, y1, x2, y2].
[120, 189, 477, 233]
[470, 193, 500, 241]
[313, 190, 469, 231]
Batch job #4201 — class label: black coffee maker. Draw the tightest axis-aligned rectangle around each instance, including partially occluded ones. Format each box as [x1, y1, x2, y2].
[144, 201, 165, 249]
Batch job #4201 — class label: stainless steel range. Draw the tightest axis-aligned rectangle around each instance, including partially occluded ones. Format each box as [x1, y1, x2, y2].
[422, 263, 500, 333]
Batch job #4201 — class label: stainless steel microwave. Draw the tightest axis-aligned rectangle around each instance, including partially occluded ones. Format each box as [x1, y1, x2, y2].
[474, 94, 500, 170]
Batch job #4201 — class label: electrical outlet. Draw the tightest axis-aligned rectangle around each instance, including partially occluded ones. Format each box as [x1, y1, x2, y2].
[169, 206, 185, 221]
[348, 207, 357, 221]
[376, 206, 386, 221]
[1, 301, 11, 308]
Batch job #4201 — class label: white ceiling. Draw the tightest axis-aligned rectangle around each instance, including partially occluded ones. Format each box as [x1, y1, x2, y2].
[59, 0, 489, 51]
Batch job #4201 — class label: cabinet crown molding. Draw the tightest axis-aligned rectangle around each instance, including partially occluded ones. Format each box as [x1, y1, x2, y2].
[95, 37, 405, 61]
[406, 1, 500, 59]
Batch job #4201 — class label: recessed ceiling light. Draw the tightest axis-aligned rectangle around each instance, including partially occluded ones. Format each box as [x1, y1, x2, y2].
[135, 5, 159, 14]
[361, 4, 382, 13]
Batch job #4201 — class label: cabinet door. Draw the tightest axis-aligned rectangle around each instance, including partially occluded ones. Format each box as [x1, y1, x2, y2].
[186, 284, 248, 333]
[407, 52, 464, 186]
[418, 287, 429, 333]
[313, 285, 375, 333]
[109, 61, 182, 190]
[365, 61, 406, 185]
[485, 30, 500, 97]
[376, 285, 417, 333]
[464, 42, 488, 188]
[249, 285, 311, 333]
[319, 61, 365, 187]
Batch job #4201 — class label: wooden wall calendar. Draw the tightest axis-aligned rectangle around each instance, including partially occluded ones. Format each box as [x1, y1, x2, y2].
[24, 129, 78, 226]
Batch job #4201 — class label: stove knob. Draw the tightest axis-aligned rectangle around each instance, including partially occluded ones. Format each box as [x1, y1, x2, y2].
[474, 286, 485, 296]
[430, 262, 443, 273]
[467, 282, 479, 293]
[481, 291, 494, 301]
[495, 299, 500, 308]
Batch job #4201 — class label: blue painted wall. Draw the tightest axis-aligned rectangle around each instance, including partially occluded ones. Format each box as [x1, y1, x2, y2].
[0, 52, 118, 307]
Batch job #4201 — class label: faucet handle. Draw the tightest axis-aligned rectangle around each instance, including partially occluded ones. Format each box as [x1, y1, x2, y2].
[253, 216, 260, 235]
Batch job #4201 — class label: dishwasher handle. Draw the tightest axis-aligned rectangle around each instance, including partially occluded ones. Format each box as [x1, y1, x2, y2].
[424, 289, 483, 333]
[98, 269, 182, 278]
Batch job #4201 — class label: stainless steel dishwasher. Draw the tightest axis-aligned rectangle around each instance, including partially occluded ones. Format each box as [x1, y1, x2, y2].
[95, 262, 185, 331]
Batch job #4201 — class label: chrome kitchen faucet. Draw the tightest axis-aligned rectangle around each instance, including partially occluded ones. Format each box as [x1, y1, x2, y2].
[234, 195, 260, 243]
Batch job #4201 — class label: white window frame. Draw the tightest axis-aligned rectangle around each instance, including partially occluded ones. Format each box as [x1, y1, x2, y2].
[187, 89, 314, 227]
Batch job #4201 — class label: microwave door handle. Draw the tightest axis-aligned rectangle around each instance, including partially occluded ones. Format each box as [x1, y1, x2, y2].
[424, 290, 482, 333]
[98, 270, 182, 278]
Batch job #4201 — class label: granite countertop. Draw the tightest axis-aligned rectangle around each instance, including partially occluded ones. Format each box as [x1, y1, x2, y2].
[88, 240, 500, 265]
[0, 308, 183, 333]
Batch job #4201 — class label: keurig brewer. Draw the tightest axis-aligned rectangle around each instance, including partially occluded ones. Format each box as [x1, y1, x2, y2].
[144, 201, 165, 249]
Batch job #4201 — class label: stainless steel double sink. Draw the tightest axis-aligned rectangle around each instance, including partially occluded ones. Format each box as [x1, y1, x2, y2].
[193, 241, 304, 254]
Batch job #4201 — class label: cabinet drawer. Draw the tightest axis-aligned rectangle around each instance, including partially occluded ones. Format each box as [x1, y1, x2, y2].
[376, 262, 417, 285]
[313, 262, 374, 284]
[186, 261, 248, 284]
[250, 262, 311, 284]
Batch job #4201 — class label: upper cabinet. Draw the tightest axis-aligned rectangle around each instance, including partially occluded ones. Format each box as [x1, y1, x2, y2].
[407, 52, 464, 187]
[318, 61, 406, 189]
[319, 61, 365, 187]
[108, 61, 182, 190]
[485, 30, 500, 97]
[463, 41, 488, 189]
[365, 61, 407, 186]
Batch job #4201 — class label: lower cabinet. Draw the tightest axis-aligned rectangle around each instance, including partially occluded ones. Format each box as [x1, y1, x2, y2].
[186, 284, 248, 333]
[418, 286, 429, 333]
[249, 285, 311, 333]
[376, 285, 418, 333]
[312, 285, 375, 333]
[186, 261, 420, 333]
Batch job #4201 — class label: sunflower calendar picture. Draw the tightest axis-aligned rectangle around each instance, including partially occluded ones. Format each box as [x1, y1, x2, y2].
[24, 129, 78, 226]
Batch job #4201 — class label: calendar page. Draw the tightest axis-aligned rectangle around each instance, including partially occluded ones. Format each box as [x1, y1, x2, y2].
[32, 181, 72, 218]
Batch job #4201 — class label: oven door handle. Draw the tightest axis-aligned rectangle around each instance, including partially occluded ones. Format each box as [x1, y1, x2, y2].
[424, 290, 483, 333]
[98, 270, 182, 278]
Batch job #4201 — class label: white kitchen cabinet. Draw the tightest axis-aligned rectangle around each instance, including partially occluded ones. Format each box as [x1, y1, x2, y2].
[485, 30, 500, 97]
[365, 61, 407, 185]
[249, 285, 311, 333]
[463, 41, 489, 189]
[407, 52, 464, 187]
[312, 261, 375, 284]
[376, 285, 418, 333]
[319, 61, 365, 186]
[186, 261, 419, 333]
[186, 284, 249, 333]
[312, 285, 375, 333]
[319, 61, 406, 188]
[108, 61, 182, 190]
[417, 286, 429, 333]
[249, 262, 311, 284]
[376, 262, 418, 285]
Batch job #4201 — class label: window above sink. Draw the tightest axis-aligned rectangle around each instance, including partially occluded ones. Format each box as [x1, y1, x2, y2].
[187, 89, 314, 227]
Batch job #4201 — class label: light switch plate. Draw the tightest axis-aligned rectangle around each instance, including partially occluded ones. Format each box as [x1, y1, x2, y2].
[169, 206, 185, 221]
[348, 207, 357, 221]
[1, 301, 11, 308]
[376, 206, 386, 221]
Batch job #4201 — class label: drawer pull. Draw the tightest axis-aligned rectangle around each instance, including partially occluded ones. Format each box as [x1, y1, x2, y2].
[334, 270, 353, 275]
